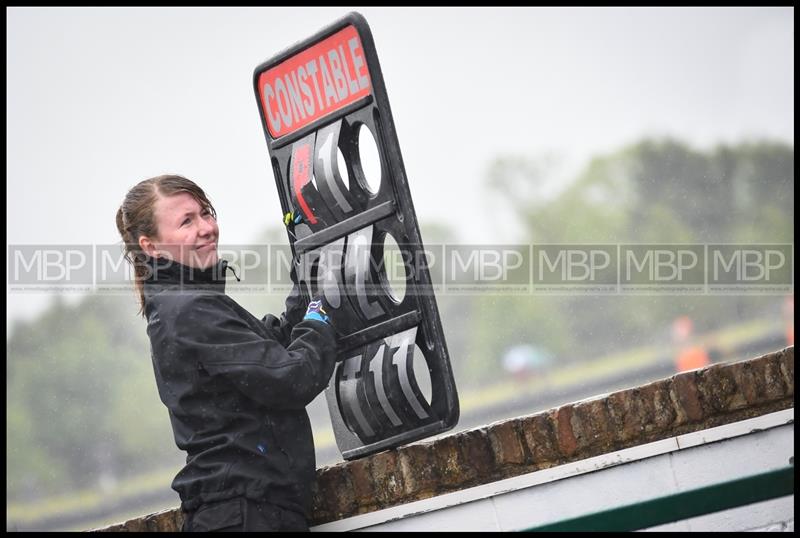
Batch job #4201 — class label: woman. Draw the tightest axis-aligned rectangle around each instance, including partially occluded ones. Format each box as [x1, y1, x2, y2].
[115, 174, 337, 532]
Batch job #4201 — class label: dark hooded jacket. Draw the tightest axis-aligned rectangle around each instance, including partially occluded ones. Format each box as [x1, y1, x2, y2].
[142, 257, 337, 517]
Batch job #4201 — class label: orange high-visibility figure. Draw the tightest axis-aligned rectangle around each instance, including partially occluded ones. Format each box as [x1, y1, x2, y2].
[672, 316, 710, 372]
[676, 345, 710, 372]
[783, 295, 794, 345]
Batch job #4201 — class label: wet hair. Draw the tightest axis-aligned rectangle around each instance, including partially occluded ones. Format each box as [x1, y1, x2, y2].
[115, 175, 217, 316]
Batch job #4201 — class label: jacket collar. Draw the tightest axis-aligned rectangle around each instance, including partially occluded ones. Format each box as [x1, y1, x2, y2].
[143, 256, 235, 295]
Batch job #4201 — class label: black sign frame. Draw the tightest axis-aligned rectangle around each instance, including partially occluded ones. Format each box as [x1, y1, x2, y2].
[253, 11, 458, 460]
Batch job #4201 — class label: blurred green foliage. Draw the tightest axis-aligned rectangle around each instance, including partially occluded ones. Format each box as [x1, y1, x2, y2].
[6, 137, 793, 508]
[475, 137, 793, 374]
[8, 295, 176, 502]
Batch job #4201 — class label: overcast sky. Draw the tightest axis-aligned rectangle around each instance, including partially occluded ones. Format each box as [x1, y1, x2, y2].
[6, 6, 794, 327]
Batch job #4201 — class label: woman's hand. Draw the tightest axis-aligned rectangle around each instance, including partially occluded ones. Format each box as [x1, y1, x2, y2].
[303, 298, 330, 325]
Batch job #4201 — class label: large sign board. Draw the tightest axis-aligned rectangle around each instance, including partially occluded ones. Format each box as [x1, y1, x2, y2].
[253, 12, 458, 459]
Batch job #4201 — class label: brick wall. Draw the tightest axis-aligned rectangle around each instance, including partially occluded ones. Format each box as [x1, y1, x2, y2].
[91, 346, 794, 532]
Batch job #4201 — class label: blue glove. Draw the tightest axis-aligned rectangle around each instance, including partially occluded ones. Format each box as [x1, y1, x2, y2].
[303, 298, 330, 324]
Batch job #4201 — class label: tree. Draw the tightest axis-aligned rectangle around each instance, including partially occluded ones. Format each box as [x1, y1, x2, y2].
[481, 137, 793, 361]
[7, 294, 176, 500]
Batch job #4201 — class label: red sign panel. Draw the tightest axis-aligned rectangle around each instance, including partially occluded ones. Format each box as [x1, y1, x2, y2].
[257, 25, 372, 139]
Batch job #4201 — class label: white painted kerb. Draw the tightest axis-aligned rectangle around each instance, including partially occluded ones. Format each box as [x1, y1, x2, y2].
[311, 408, 794, 532]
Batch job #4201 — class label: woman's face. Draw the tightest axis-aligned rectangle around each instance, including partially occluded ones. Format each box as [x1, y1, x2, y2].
[140, 192, 219, 269]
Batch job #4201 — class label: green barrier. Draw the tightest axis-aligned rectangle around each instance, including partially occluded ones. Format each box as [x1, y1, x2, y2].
[524, 465, 794, 532]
